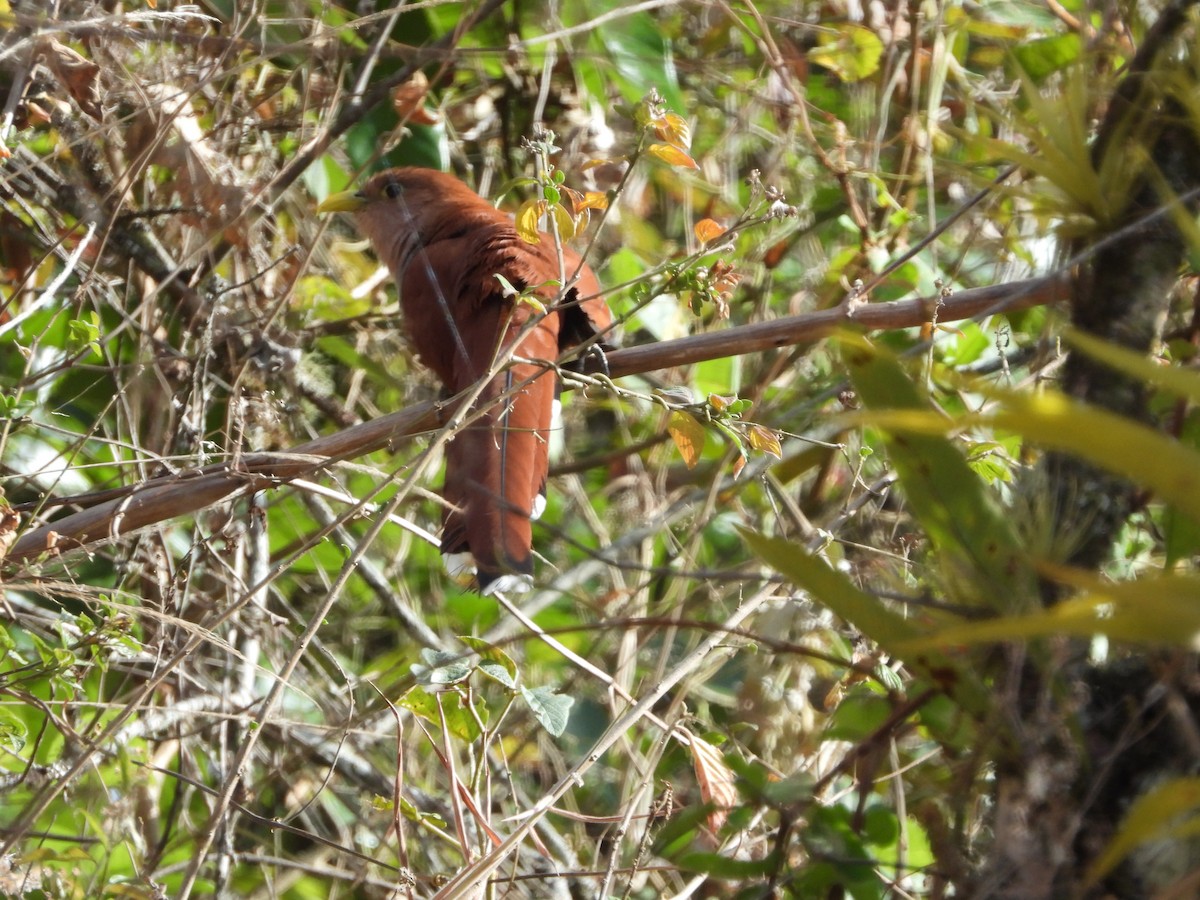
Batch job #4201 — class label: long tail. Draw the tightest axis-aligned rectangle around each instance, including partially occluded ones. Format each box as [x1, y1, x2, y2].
[440, 359, 556, 594]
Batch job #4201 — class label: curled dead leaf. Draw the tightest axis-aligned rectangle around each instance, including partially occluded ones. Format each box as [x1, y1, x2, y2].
[392, 71, 441, 126]
[0, 504, 17, 560]
[38, 38, 101, 120]
[691, 735, 737, 833]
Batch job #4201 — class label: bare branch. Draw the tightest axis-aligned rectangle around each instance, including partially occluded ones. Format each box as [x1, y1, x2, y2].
[5, 275, 1063, 565]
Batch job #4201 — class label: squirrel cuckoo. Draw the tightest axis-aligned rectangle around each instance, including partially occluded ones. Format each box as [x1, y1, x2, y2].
[319, 167, 611, 594]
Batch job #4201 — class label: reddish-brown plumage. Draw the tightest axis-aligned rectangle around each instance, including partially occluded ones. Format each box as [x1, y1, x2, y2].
[327, 167, 611, 592]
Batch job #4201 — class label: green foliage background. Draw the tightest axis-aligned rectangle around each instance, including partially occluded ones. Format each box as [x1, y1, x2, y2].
[2, 1, 1200, 897]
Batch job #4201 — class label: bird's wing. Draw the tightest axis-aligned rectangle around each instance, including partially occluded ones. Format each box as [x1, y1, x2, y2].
[408, 235, 562, 590]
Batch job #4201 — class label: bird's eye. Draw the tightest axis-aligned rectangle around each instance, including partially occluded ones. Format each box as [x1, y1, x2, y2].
[382, 181, 404, 199]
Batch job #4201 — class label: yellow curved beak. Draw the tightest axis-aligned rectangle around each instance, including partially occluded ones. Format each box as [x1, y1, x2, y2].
[317, 190, 366, 214]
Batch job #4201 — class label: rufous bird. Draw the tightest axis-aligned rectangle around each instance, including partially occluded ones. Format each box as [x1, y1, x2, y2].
[319, 167, 612, 594]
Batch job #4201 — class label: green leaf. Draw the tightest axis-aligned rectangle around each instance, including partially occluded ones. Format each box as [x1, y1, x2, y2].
[458, 636, 518, 689]
[676, 850, 779, 878]
[398, 685, 483, 742]
[1013, 32, 1082, 82]
[825, 687, 892, 742]
[984, 391, 1200, 523]
[303, 155, 352, 203]
[292, 275, 370, 320]
[841, 337, 1031, 612]
[741, 529, 990, 716]
[66, 312, 101, 357]
[410, 648, 472, 686]
[0, 711, 25, 752]
[593, 12, 686, 113]
[519, 685, 573, 736]
[808, 24, 884, 82]
[1066, 328, 1200, 406]
[1086, 777, 1200, 885]
[897, 567, 1200, 651]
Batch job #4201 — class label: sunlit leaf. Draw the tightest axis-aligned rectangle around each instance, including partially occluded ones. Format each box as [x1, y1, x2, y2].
[668, 410, 706, 468]
[742, 529, 990, 715]
[411, 648, 472, 685]
[515, 199, 545, 244]
[520, 685, 573, 736]
[399, 685, 484, 742]
[581, 190, 609, 210]
[840, 335, 1032, 613]
[694, 218, 724, 243]
[1085, 777, 1200, 885]
[459, 636, 518, 689]
[897, 567, 1200, 651]
[1066, 328, 1200, 406]
[648, 143, 699, 170]
[691, 735, 737, 832]
[748, 425, 783, 459]
[549, 201, 575, 240]
[984, 391, 1200, 524]
[293, 274, 371, 320]
[654, 111, 692, 149]
[707, 393, 732, 412]
[581, 156, 626, 171]
[808, 23, 884, 82]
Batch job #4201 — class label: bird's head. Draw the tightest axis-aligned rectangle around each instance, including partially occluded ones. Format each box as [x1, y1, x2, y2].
[317, 167, 495, 262]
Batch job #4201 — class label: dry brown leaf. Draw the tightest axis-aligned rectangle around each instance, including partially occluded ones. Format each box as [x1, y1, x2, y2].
[0, 504, 18, 561]
[39, 38, 101, 120]
[0, 211, 32, 286]
[691, 735, 737, 833]
[392, 71, 441, 126]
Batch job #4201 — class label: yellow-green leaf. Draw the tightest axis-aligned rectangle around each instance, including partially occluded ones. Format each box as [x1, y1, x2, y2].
[668, 410, 706, 468]
[741, 529, 990, 715]
[515, 199, 545, 244]
[840, 335, 1030, 613]
[549, 202, 575, 240]
[293, 274, 371, 320]
[399, 686, 483, 742]
[1085, 777, 1200, 885]
[1066, 328, 1200, 406]
[748, 425, 783, 459]
[808, 23, 884, 82]
[984, 390, 1200, 523]
[897, 567, 1200, 652]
